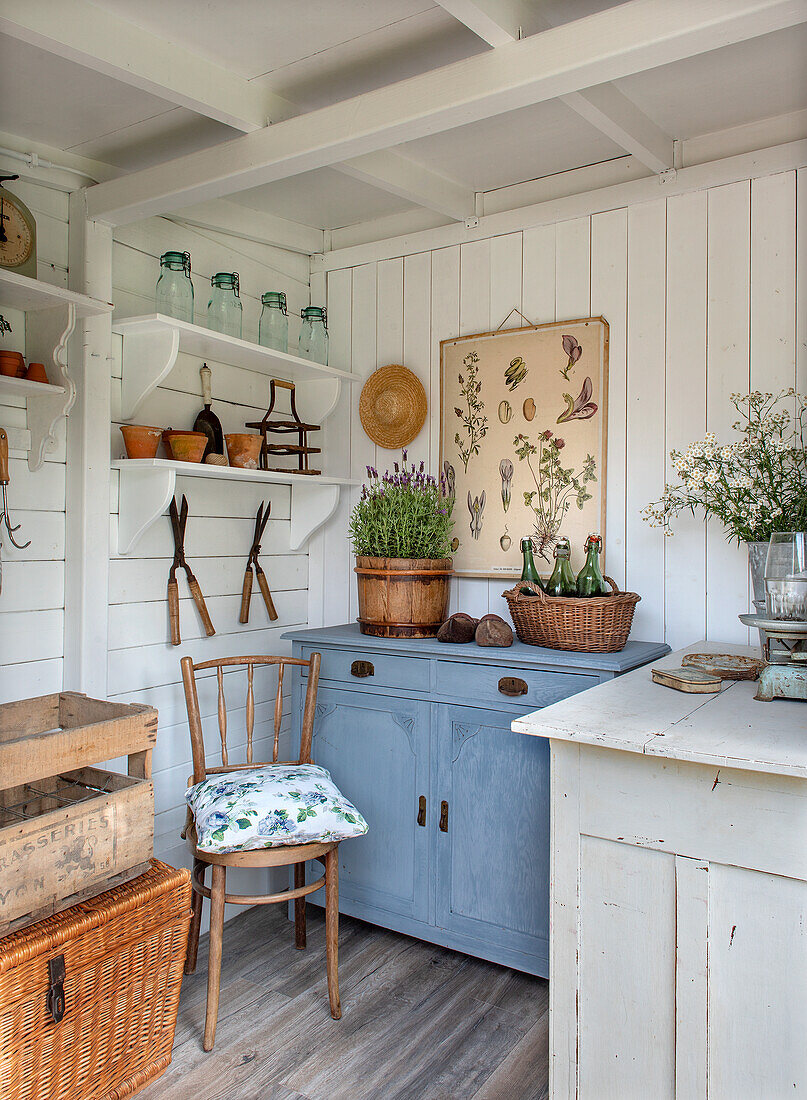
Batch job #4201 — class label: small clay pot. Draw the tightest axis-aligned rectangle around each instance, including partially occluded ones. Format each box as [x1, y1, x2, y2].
[226, 433, 262, 470]
[166, 430, 207, 463]
[25, 362, 49, 384]
[120, 424, 162, 460]
[0, 350, 24, 378]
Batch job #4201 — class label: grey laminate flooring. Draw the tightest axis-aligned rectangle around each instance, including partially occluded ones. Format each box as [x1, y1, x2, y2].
[141, 905, 549, 1100]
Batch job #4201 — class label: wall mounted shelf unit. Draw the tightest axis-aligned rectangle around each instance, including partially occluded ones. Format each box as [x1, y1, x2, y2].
[112, 458, 358, 555]
[112, 314, 356, 423]
[0, 270, 113, 470]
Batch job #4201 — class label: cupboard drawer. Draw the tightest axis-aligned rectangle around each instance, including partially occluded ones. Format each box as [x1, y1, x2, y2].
[299, 646, 430, 692]
[433, 660, 596, 709]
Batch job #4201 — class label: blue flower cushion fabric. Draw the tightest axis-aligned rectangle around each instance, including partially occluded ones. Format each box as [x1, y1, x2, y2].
[186, 763, 369, 854]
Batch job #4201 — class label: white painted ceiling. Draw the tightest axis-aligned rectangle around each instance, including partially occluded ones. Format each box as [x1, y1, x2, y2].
[0, 1, 805, 232]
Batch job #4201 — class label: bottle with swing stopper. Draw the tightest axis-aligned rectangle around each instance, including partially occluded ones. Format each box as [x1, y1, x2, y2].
[520, 536, 543, 595]
[576, 533, 610, 596]
[545, 537, 577, 597]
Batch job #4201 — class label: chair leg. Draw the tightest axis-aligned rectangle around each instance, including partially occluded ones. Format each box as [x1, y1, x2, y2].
[294, 861, 306, 950]
[204, 863, 226, 1052]
[325, 847, 341, 1020]
[185, 858, 205, 975]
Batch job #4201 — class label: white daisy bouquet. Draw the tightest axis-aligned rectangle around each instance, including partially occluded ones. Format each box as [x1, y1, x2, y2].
[642, 389, 807, 543]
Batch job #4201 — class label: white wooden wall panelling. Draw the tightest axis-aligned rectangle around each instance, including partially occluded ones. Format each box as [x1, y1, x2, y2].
[664, 190, 707, 649]
[590, 208, 628, 590]
[0, 658, 63, 702]
[458, 238, 492, 618]
[0, 561, 64, 613]
[430, 246, 461, 613]
[348, 263, 378, 625]
[2, 609, 64, 665]
[751, 171, 797, 394]
[626, 200, 667, 640]
[487, 232, 523, 616]
[1, 510, 64, 559]
[554, 218, 591, 320]
[798, 168, 807, 395]
[521, 224, 556, 327]
[108, 514, 295, 561]
[109, 554, 306, 605]
[706, 181, 751, 643]
[402, 252, 433, 470]
[303, 267, 328, 629]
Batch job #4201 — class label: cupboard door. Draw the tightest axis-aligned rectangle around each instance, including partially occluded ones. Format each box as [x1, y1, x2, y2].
[307, 685, 430, 923]
[433, 703, 549, 974]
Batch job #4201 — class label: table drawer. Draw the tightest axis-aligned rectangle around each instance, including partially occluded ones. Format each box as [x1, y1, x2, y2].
[434, 659, 596, 708]
[299, 646, 430, 692]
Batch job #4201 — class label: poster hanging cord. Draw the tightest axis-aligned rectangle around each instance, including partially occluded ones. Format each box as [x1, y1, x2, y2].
[496, 307, 534, 331]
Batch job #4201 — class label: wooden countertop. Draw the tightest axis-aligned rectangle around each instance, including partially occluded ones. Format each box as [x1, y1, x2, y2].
[513, 641, 807, 778]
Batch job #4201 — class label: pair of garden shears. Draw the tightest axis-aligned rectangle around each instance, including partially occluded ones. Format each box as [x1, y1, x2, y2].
[240, 501, 278, 624]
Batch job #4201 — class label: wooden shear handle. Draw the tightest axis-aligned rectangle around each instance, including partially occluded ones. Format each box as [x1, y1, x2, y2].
[167, 577, 181, 646]
[239, 567, 253, 624]
[255, 564, 278, 622]
[187, 575, 215, 637]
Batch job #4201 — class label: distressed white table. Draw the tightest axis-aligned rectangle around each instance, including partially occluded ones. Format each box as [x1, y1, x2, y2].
[514, 642, 807, 1100]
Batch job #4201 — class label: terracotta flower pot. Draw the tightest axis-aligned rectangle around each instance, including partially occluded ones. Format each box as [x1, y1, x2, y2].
[120, 424, 162, 460]
[165, 430, 207, 463]
[225, 433, 261, 470]
[0, 351, 24, 378]
[24, 362, 49, 384]
[354, 556, 453, 638]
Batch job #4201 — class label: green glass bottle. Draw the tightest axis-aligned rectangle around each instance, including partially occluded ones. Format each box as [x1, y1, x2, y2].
[545, 537, 577, 597]
[576, 533, 610, 597]
[520, 536, 543, 595]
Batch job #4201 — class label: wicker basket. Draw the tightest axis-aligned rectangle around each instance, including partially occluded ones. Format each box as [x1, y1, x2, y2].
[502, 577, 641, 652]
[0, 860, 191, 1100]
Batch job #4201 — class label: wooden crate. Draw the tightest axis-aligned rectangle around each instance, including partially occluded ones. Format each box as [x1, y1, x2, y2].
[0, 693, 157, 937]
[0, 860, 191, 1100]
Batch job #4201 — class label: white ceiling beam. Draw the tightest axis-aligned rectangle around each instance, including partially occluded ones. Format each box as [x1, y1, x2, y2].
[0, 0, 293, 132]
[435, 0, 674, 171]
[165, 200, 324, 256]
[433, 0, 538, 46]
[337, 152, 475, 221]
[85, 0, 807, 225]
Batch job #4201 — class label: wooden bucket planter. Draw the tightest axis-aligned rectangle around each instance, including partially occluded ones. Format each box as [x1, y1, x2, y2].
[355, 556, 453, 638]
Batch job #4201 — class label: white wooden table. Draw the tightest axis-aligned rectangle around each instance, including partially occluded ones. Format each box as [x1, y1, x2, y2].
[514, 642, 807, 1100]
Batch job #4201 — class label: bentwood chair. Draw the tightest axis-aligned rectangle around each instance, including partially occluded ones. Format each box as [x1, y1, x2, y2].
[180, 652, 363, 1051]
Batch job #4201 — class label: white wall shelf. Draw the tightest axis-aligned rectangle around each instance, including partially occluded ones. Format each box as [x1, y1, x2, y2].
[112, 314, 356, 423]
[0, 375, 66, 399]
[0, 269, 113, 316]
[112, 458, 358, 555]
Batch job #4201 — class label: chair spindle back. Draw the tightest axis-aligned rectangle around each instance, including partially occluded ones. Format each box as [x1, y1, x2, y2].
[181, 652, 321, 784]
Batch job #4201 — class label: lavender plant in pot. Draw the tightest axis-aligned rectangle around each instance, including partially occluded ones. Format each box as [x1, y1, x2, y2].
[349, 452, 455, 638]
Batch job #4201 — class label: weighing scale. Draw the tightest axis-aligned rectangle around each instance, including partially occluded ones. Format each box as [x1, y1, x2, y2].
[738, 613, 807, 702]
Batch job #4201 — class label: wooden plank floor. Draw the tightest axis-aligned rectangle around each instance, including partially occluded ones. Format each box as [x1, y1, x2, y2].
[141, 905, 549, 1100]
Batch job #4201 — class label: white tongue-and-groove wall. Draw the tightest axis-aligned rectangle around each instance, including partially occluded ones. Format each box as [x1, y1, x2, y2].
[314, 162, 806, 651]
[0, 177, 69, 700]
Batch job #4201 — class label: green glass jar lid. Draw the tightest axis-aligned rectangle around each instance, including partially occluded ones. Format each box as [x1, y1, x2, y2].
[261, 291, 287, 311]
[211, 271, 240, 294]
[160, 250, 191, 272]
[302, 306, 326, 323]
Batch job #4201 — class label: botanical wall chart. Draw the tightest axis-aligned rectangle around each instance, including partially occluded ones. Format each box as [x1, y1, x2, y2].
[440, 318, 609, 578]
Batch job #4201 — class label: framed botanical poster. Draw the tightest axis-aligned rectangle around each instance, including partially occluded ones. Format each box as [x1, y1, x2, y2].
[440, 317, 608, 578]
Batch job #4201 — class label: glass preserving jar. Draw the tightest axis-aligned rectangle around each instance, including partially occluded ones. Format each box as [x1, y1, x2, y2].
[207, 272, 242, 338]
[298, 306, 328, 364]
[258, 291, 288, 352]
[155, 251, 193, 323]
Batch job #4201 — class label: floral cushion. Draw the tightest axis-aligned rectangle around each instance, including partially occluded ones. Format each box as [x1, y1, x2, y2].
[186, 763, 368, 854]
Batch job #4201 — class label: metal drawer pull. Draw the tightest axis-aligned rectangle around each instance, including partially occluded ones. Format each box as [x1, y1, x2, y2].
[351, 660, 374, 678]
[417, 795, 427, 827]
[439, 800, 449, 832]
[499, 676, 528, 696]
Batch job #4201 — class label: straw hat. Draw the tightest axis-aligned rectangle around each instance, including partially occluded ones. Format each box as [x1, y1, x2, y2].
[359, 364, 427, 449]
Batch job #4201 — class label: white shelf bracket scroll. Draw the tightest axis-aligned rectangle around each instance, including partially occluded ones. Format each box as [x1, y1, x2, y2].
[290, 481, 341, 552]
[24, 303, 77, 471]
[116, 462, 176, 554]
[120, 324, 180, 420]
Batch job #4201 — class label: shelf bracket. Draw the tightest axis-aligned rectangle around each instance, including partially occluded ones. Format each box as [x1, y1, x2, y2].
[116, 462, 176, 554]
[120, 325, 180, 420]
[299, 377, 342, 424]
[24, 303, 77, 471]
[290, 481, 341, 551]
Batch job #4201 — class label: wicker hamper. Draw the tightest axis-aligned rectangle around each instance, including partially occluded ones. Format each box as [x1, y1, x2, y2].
[503, 577, 641, 652]
[0, 860, 191, 1100]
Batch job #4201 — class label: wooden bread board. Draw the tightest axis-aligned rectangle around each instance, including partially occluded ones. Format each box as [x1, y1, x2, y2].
[652, 666, 722, 693]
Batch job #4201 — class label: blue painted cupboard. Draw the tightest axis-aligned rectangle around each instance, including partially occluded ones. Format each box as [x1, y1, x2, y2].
[284, 624, 669, 977]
